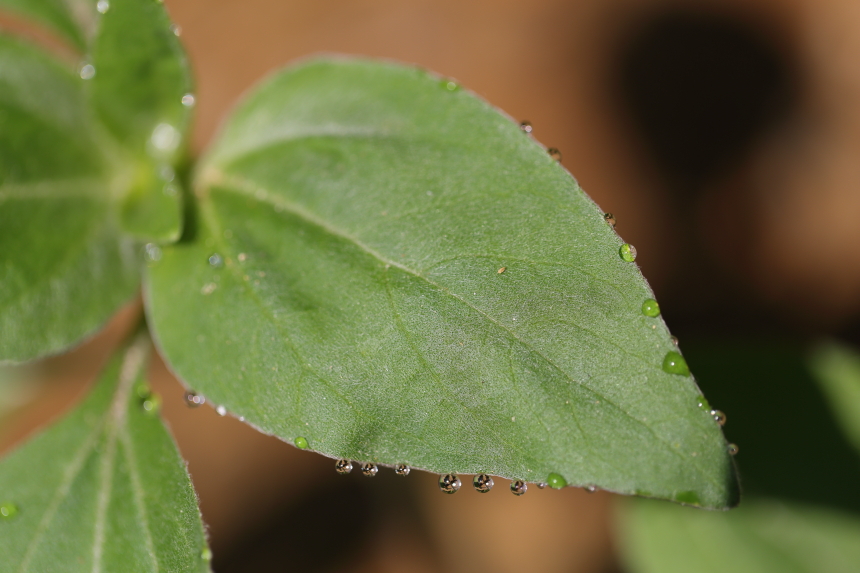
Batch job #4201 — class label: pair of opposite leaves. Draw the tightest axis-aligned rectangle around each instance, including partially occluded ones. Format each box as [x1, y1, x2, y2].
[0, 4, 737, 568]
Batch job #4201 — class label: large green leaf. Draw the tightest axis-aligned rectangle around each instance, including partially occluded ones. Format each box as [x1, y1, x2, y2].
[0, 34, 138, 363]
[620, 497, 860, 573]
[0, 333, 210, 571]
[146, 59, 737, 507]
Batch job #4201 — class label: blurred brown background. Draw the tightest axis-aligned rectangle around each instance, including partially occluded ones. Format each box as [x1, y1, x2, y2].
[3, 0, 860, 571]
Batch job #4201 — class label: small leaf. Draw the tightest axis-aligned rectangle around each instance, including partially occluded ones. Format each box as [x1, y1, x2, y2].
[620, 497, 860, 573]
[0, 35, 139, 362]
[808, 341, 860, 454]
[0, 333, 211, 571]
[147, 58, 737, 507]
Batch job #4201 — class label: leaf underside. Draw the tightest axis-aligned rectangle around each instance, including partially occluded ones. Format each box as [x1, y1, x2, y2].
[0, 336, 210, 572]
[146, 58, 738, 508]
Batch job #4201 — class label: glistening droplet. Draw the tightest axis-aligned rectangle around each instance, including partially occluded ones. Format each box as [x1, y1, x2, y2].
[0, 502, 18, 520]
[150, 123, 180, 154]
[208, 253, 223, 267]
[711, 410, 727, 426]
[183, 390, 205, 408]
[642, 299, 661, 317]
[142, 394, 161, 415]
[662, 351, 690, 376]
[439, 474, 461, 494]
[728, 443, 739, 455]
[440, 79, 460, 91]
[79, 63, 95, 80]
[335, 459, 353, 475]
[585, 485, 597, 493]
[510, 480, 528, 496]
[96, 0, 109, 14]
[395, 464, 411, 476]
[170, 23, 182, 36]
[547, 148, 562, 162]
[361, 463, 378, 477]
[619, 243, 637, 262]
[519, 120, 533, 133]
[547, 473, 567, 489]
[216, 405, 227, 416]
[201, 548, 213, 562]
[144, 243, 162, 263]
[295, 436, 309, 449]
[671, 335, 680, 346]
[473, 474, 494, 493]
[536, 482, 547, 489]
[604, 213, 616, 227]
[181, 93, 196, 107]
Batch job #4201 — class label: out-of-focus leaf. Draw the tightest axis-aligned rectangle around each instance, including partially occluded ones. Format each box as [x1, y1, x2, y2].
[0, 35, 138, 363]
[808, 341, 860, 454]
[146, 58, 737, 508]
[0, 0, 93, 51]
[620, 497, 860, 573]
[0, 333, 211, 571]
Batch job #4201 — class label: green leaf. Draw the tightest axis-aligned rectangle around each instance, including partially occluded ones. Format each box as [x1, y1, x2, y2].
[0, 333, 211, 571]
[89, 0, 191, 243]
[0, 35, 139, 363]
[620, 497, 860, 573]
[146, 58, 737, 507]
[0, 0, 93, 51]
[808, 341, 860, 454]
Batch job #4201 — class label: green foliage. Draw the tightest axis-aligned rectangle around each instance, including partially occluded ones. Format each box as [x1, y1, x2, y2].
[0, 334, 210, 571]
[1, 0, 748, 567]
[620, 340, 860, 573]
[145, 59, 737, 508]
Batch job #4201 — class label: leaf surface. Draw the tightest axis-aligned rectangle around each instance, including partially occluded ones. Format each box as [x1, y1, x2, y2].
[146, 58, 737, 507]
[0, 334, 211, 572]
[0, 35, 138, 362]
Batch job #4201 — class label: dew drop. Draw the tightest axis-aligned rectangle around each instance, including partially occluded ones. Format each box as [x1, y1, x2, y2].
[711, 410, 727, 426]
[150, 123, 180, 154]
[96, 0, 110, 14]
[473, 473, 494, 493]
[208, 253, 223, 267]
[79, 63, 95, 80]
[662, 351, 690, 376]
[216, 405, 227, 417]
[440, 79, 460, 91]
[170, 23, 182, 36]
[200, 547, 213, 562]
[519, 120, 533, 133]
[604, 213, 616, 227]
[335, 459, 353, 475]
[183, 390, 205, 408]
[439, 473, 461, 494]
[163, 183, 178, 197]
[585, 485, 597, 493]
[395, 464, 411, 476]
[547, 147, 562, 162]
[361, 463, 378, 477]
[641, 299, 661, 317]
[0, 501, 19, 520]
[510, 480, 528, 496]
[697, 396, 711, 410]
[619, 243, 637, 262]
[547, 472, 567, 489]
[181, 93, 196, 107]
[536, 482, 547, 489]
[728, 443, 739, 456]
[144, 242, 162, 263]
[295, 436, 309, 449]
[141, 394, 161, 415]
[134, 381, 151, 400]
[671, 335, 680, 346]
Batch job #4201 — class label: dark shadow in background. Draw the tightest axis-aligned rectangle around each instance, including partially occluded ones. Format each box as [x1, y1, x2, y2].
[615, 8, 798, 199]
